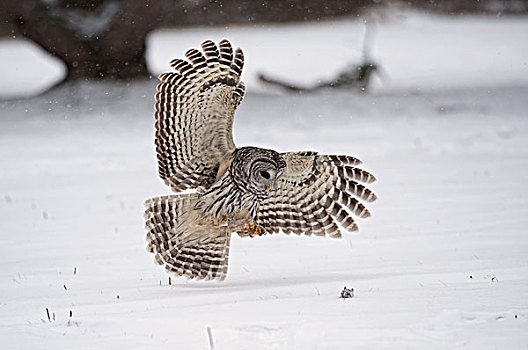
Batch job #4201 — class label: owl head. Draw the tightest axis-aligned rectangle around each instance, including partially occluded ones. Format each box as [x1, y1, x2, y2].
[230, 147, 286, 196]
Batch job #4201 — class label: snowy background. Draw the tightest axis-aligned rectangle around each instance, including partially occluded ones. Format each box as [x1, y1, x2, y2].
[1, 10, 528, 349]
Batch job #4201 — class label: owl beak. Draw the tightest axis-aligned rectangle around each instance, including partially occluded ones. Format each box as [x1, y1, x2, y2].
[268, 171, 283, 192]
[267, 178, 279, 192]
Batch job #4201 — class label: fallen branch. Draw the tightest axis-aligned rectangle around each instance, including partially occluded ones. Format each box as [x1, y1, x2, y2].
[258, 62, 378, 93]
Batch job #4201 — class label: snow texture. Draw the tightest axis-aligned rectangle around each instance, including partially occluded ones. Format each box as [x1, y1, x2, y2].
[0, 39, 66, 98]
[147, 11, 528, 93]
[1, 10, 527, 350]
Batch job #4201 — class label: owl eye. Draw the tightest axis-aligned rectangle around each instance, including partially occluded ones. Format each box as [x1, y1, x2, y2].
[260, 170, 271, 179]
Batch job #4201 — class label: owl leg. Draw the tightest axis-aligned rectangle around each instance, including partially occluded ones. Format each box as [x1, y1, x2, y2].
[243, 223, 265, 237]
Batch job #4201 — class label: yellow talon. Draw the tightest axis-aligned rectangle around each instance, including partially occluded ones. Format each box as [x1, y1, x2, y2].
[244, 223, 264, 237]
[265, 185, 271, 191]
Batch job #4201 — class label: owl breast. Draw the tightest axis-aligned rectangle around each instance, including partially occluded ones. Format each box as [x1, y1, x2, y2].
[197, 170, 260, 224]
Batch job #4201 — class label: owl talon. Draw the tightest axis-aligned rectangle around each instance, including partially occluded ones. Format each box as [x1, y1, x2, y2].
[244, 223, 264, 237]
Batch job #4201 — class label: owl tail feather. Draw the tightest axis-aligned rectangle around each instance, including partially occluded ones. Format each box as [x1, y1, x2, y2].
[144, 194, 231, 281]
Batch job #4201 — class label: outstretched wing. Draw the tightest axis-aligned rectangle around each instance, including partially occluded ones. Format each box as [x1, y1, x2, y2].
[145, 194, 231, 281]
[155, 39, 245, 192]
[256, 152, 377, 238]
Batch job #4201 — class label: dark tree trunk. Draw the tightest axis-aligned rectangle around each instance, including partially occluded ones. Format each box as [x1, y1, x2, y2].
[0, 0, 163, 82]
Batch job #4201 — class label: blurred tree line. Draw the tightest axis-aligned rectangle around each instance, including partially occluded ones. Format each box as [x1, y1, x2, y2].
[1, 0, 526, 84]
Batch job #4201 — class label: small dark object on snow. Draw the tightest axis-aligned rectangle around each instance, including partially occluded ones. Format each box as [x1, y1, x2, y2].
[491, 275, 498, 282]
[340, 286, 354, 299]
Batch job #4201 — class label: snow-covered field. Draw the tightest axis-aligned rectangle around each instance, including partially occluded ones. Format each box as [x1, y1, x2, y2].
[1, 10, 527, 349]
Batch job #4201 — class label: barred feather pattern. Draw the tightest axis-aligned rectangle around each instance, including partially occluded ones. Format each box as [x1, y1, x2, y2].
[146, 39, 377, 282]
[197, 171, 260, 221]
[155, 39, 245, 192]
[256, 152, 377, 238]
[196, 146, 285, 221]
[145, 194, 231, 281]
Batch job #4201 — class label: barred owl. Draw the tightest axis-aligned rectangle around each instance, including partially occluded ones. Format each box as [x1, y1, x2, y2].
[145, 40, 377, 281]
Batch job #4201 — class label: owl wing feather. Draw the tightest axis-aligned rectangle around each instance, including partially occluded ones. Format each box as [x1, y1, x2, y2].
[256, 152, 377, 238]
[145, 194, 231, 281]
[155, 39, 245, 192]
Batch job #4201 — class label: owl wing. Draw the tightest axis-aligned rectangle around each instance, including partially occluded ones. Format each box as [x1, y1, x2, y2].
[145, 194, 231, 281]
[255, 152, 377, 238]
[155, 40, 245, 192]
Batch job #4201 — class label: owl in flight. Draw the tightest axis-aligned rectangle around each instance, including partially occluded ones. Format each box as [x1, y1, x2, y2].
[145, 40, 377, 281]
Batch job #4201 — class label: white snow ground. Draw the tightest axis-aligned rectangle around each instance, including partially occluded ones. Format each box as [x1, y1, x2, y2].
[0, 39, 66, 98]
[1, 10, 528, 349]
